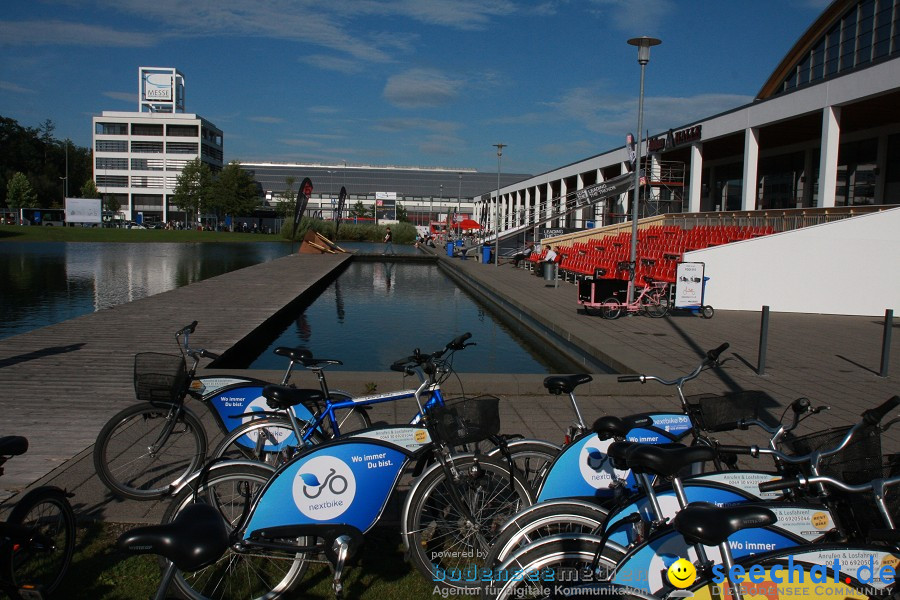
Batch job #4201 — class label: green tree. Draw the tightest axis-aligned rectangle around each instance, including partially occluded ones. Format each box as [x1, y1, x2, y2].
[80, 179, 100, 199]
[396, 202, 408, 222]
[170, 158, 214, 224]
[212, 161, 259, 219]
[6, 172, 37, 214]
[274, 176, 297, 220]
[349, 200, 369, 219]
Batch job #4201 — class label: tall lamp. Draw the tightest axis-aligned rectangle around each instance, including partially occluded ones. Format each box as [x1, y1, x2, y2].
[626, 36, 661, 305]
[493, 143, 506, 266]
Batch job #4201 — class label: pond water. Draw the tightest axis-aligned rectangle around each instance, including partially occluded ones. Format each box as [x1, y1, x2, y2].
[0, 241, 561, 373]
[246, 261, 565, 373]
[0, 241, 293, 340]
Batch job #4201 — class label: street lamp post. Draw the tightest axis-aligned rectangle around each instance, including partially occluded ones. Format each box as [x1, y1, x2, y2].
[626, 36, 661, 305]
[493, 144, 506, 266]
[457, 172, 462, 238]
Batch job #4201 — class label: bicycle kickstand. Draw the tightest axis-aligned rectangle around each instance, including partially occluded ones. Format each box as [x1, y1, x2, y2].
[332, 535, 352, 600]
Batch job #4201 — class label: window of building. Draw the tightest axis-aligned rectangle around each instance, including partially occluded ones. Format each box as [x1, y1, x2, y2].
[873, 0, 894, 59]
[96, 175, 128, 188]
[857, 0, 876, 65]
[96, 157, 128, 170]
[96, 140, 127, 152]
[166, 124, 199, 137]
[95, 122, 127, 135]
[839, 8, 859, 71]
[131, 123, 164, 136]
[131, 158, 165, 171]
[131, 141, 164, 153]
[167, 141, 199, 154]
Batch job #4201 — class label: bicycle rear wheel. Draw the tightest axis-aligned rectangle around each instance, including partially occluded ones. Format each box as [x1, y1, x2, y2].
[93, 402, 207, 500]
[404, 454, 533, 594]
[161, 463, 310, 600]
[5, 487, 76, 596]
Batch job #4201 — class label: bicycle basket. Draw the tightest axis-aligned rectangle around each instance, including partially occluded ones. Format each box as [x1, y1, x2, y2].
[134, 352, 187, 406]
[784, 424, 882, 485]
[429, 395, 501, 446]
[685, 390, 774, 432]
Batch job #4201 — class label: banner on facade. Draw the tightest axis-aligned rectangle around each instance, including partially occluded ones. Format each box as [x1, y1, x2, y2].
[292, 177, 313, 240]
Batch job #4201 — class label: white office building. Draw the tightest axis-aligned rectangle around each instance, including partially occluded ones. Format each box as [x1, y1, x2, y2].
[92, 67, 224, 224]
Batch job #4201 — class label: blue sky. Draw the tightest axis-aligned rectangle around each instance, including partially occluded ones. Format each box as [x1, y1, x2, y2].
[1, 0, 830, 175]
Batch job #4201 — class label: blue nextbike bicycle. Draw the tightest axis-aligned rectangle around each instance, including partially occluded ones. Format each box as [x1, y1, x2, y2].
[93, 321, 362, 501]
[117, 348, 537, 600]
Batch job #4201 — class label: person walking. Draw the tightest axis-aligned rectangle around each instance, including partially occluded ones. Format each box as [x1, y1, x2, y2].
[383, 226, 394, 255]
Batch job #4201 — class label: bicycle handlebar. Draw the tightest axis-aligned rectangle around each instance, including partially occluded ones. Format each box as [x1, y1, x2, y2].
[391, 333, 474, 374]
[758, 477, 803, 493]
[862, 395, 900, 426]
[177, 321, 198, 337]
[615, 343, 728, 386]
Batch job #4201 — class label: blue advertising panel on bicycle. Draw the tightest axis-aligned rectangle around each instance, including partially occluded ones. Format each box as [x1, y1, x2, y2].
[205, 384, 317, 450]
[243, 439, 409, 536]
[536, 426, 678, 502]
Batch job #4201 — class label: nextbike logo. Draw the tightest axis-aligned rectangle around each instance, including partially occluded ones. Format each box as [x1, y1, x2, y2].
[292, 456, 356, 520]
[579, 437, 627, 489]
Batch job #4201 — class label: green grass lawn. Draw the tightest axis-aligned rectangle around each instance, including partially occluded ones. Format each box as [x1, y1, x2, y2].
[65, 522, 435, 599]
[0, 225, 288, 244]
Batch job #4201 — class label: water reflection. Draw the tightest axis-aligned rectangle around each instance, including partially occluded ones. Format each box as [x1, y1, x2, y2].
[0, 242, 292, 340]
[248, 261, 561, 374]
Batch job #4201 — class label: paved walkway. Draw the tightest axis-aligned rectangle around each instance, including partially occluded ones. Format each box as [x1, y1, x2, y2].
[1, 247, 897, 524]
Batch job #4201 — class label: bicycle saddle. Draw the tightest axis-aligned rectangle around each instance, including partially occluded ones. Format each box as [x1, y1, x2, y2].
[673, 502, 777, 547]
[606, 441, 640, 469]
[543, 374, 592, 395]
[624, 444, 716, 478]
[262, 385, 326, 409]
[274, 346, 313, 362]
[0, 436, 28, 456]
[117, 503, 229, 571]
[593, 415, 653, 440]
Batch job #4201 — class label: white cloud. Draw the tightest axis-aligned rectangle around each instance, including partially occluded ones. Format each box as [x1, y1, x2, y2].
[0, 20, 157, 46]
[249, 116, 284, 124]
[300, 54, 365, 74]
[102, 91, 136, 103]
[585, 0, 674, 34]
[383, 68, 462, 108]
[0, 80, 35, 94]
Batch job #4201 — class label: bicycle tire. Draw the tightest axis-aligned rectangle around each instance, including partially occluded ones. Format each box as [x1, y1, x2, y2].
[488, 439, 560, 495]
[643, 289, 669, 318]
[93, 402, 207, 500]
[701, 305, 715, 319]
[403, 454, 533, 594]
[5, 487, 76, 597]
[486, 535, 617, 600]
[483, 500, 609, 570]
[161, 462, 309, 600]
[211, 417, 327, 465]
[600, 298, 621, 320]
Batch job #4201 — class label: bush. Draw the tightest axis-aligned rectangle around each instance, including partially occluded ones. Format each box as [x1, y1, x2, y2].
[281, 219, 417, 244]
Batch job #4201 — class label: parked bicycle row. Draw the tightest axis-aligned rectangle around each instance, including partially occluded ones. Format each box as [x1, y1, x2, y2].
[85, 323, 900, 600]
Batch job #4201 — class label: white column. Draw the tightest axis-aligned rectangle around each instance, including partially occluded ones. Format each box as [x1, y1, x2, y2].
[575, 173, 585, 228]
[558, 178, 567, 228]
[594, 169, 605, 227]
[689, 143, 703, 213]
[818, 105, 841, 208]
[545, 182, 553, 226]
[649, 154, 661, 207]
[742, 127, 759, 211]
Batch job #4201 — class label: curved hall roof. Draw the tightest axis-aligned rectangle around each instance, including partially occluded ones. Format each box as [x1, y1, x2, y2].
[758, 0, 875, 100]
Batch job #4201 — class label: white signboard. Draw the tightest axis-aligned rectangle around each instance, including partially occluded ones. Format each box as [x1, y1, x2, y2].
[65, 197, 102, 224]
[375, 191, 397, 200]
[674, 262, 705, 308]
[143, 72, 172, 100]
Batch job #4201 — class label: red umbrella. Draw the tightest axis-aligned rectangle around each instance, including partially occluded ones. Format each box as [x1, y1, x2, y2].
[458, 218, 482, 230]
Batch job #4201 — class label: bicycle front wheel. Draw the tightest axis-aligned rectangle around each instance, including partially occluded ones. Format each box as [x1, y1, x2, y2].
[5, 487, 76, 596]
[93, 402, 207, 500]
[642, 289, 670, 318]
[162, 462, 310, 600]
[404, 454, 533, 593]
[600, 298, 622, 320]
